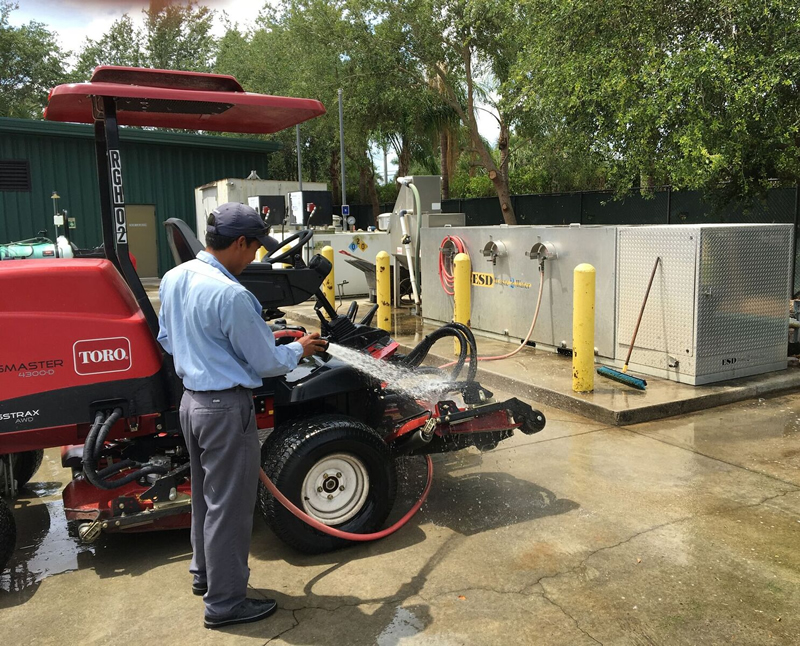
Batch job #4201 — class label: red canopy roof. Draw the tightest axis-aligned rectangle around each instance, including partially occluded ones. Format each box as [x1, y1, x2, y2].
[44, 66, 326, 134]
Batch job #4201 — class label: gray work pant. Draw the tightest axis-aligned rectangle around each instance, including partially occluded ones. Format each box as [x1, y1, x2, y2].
[179, 387, 260, 618]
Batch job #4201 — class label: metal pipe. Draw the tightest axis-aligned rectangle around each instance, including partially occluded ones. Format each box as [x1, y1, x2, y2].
[296, 124, 303, 191]
[408, 182, 423, 287]
[376, 250, 391, 332]
[398, 210, 421, 305]
[397, 177, 424, 301]
[338, 88, 346, 228]
[573, 263, 596, 392]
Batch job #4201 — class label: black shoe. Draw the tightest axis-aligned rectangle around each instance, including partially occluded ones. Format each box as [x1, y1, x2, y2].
[192, 582, 207, 596]
[204, 598, 278, 629]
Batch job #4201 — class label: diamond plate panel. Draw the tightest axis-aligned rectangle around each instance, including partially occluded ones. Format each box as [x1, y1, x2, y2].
[694, 225, 791, 375]
[616, 226, 699, 373]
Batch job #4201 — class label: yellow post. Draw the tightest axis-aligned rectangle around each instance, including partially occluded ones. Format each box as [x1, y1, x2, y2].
[573, 263, 596, 392]
[321, 245, 335, 314]
[376, 251, 391, 332]
[453, 252, 472, 355]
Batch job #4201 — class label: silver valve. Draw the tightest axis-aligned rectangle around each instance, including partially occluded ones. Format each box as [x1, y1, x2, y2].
[482, 240, 507, 265]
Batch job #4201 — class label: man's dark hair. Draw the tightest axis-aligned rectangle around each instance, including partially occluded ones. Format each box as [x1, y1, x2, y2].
[205, 232, 237, 250]
[205, 232, 260, 250]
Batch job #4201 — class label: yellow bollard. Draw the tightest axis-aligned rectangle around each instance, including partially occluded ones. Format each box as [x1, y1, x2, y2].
[573, 263, 596, 392]
[255, 247, 267, 262]
[453, 252, 472, 355]
[321, 245, 335, 315]
[376, 251, 391, 332]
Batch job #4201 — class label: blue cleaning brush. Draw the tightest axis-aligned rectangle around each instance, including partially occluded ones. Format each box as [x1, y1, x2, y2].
[596, 365, 647, 390]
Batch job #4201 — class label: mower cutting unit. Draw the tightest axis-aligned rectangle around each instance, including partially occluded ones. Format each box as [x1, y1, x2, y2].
[0, 66, 546, 568]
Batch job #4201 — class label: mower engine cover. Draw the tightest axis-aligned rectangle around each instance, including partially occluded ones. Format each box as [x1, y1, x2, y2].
[0, 259, 168, 451]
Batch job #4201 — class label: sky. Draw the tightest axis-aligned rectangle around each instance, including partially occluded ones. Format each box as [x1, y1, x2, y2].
[8, 0, 501, 185]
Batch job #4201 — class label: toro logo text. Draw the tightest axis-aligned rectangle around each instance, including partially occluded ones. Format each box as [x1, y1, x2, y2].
[73, 337, 132, 375]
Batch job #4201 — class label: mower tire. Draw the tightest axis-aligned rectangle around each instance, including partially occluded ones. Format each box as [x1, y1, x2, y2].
[0, 496, 16, 572]
[258, 414, 397, 554]
[13, 450, 44, 489]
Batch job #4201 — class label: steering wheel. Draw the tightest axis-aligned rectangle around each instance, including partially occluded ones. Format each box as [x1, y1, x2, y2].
[262, 229, 314, 264]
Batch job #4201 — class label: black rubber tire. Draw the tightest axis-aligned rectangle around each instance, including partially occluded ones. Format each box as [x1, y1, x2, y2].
[13, 449, 44, 488]
[258, 414, 397, 554]
[0, 496, 16, 573]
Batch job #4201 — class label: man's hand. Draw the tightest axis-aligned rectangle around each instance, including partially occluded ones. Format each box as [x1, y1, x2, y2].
[298, 332, 328, 357]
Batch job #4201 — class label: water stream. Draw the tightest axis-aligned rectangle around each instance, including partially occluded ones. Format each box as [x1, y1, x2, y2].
[325, 343, 455, 401]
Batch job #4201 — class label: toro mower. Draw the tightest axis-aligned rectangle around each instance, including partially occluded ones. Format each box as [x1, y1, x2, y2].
[0, 66, 546, 570]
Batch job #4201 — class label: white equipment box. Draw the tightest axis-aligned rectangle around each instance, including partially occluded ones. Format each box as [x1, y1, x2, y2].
[194, 178, 326, 245]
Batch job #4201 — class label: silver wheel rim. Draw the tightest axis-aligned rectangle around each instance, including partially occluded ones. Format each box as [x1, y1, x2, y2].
[301, 453, 370, 526]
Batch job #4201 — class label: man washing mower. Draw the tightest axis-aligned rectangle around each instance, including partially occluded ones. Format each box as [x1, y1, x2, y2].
[158, 202, 327, 629]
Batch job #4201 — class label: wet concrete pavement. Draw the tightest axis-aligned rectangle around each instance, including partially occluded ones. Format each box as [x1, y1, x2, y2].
[3, 389, 800, 645]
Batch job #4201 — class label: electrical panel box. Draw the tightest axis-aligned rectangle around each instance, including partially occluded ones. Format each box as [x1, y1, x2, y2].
[247, 195, 285, 227]
[288, 190, 333, 226]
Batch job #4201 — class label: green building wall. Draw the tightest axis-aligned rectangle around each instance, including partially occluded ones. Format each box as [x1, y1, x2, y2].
[0, 117, 280, 276]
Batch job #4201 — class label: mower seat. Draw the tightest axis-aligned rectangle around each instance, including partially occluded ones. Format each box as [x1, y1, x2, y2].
[164, 218, 203, 265]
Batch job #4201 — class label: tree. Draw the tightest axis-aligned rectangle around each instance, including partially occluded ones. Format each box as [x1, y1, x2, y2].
[73, 1, 216, 81]
[351, 0, 524, 224]
[71, 15, 142, 81]
[0, 1, 68, 118]
[215, 1, 348, 200]
[144, 0, 216, 72]
[514, 0, 800, 203]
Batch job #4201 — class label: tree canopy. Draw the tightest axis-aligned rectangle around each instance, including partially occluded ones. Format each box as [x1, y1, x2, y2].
[0, 1, 68, 119]
[2, 0, 799, 209]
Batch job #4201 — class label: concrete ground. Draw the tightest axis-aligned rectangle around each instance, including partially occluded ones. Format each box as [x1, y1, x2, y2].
[2, 386, 800, 645]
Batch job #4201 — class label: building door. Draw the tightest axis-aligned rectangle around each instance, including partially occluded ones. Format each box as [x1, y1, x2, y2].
[126, 204, 158, 278]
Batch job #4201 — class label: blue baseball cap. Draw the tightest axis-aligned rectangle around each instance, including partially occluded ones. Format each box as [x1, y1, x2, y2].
[206, 202, 279, 252]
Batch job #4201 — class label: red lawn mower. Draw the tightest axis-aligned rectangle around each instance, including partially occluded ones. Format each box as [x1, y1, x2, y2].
[0, 66, 545, 570]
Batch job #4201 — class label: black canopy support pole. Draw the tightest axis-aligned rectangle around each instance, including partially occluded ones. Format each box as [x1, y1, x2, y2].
[93, 107, 121, 273]
[94, 96, 160, 338]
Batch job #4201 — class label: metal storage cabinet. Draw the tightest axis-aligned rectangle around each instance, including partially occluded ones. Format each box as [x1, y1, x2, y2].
[616, 224, 792, 384]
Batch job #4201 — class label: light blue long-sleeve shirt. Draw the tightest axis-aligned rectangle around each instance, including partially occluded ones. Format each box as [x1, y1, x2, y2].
[157, 250, 303, 391]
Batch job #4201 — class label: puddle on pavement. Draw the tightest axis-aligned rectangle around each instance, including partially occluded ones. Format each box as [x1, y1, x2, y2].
[1, 453, 94, 594]
[0, 496, 94, 593]
[376, 606, 425, 644]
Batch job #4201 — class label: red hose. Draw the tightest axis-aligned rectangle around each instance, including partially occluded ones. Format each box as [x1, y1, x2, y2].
[258, 455, 433, 541]
[439, 236, 467, 295]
